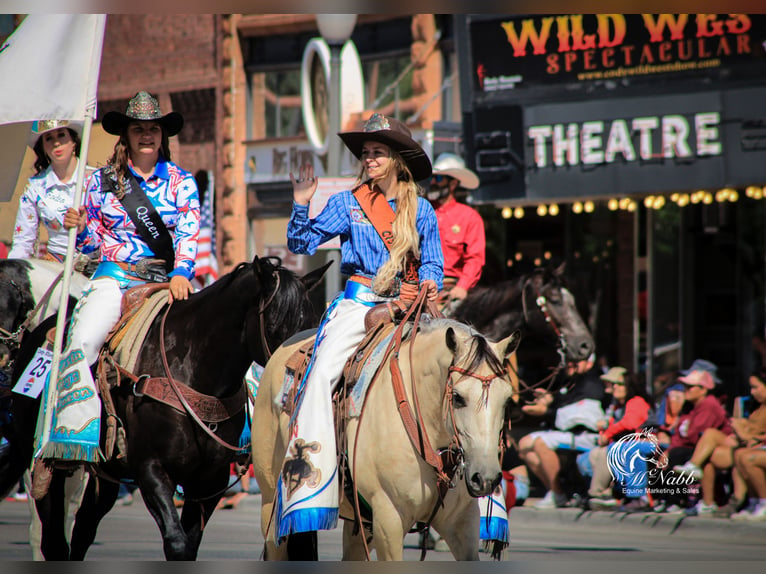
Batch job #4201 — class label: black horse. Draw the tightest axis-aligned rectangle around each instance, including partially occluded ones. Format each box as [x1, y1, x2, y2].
[450, 263, 595, 397]
[0, 255, 328, 560]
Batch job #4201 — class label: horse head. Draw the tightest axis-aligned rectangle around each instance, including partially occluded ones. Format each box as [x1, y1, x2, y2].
[241, 255, 330, 365]
[522, 262, 594, 365]
[423, 320, 520, 497]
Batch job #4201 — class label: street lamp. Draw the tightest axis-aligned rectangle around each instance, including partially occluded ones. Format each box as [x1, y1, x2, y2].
[316, 14, 357, 301]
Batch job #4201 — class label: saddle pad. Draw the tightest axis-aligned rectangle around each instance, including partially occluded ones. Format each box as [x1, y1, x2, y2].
[347, 329, 397, 418]
[109, 289, 169, 372]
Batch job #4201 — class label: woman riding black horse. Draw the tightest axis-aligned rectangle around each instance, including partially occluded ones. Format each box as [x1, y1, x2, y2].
[1, 256, 328, 560]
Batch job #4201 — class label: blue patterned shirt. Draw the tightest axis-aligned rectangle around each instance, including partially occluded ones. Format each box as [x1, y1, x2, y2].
[76, 157, 200, 280]
[287, 190, 443, 289]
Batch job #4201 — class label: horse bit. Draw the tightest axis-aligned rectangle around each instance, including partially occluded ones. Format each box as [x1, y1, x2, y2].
[521, 277, 568, 368]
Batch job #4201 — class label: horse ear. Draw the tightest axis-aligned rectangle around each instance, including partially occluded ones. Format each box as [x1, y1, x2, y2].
[445, 327, 459, 354]
[554, 261, 566, 277]
[301, 260, 334, 294]
[496, 329, 521, 359]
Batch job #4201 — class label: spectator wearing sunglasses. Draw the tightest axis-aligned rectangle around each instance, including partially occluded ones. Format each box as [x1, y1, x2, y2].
[426, 153, 484, 308]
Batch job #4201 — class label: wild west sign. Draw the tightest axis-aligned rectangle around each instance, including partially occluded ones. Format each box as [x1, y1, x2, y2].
[470, 14, 766, 95]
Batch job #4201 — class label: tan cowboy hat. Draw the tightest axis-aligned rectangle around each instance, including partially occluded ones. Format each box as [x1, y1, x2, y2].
[339, 113, 432, 181]
[431, 153, 480, 190]
[102, 91, 184, 137]
[27, 119, 83, 149]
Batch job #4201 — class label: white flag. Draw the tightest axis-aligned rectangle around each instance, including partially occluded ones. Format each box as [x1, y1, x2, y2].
[0, 14, 106, 201]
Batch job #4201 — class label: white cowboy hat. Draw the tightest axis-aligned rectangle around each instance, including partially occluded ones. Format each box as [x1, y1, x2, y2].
[27, 119, 84, 149]
[431, 152, 480, 190]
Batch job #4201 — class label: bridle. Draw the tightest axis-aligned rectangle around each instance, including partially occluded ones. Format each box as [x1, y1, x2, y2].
[255, 265, 281, 362]
[511, 274, 568, 395]
[0, 271, 65, 365]
[0, 278, 27, 353]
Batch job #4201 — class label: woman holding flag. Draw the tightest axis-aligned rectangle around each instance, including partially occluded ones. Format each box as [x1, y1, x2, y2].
[8, 120, 92, 261]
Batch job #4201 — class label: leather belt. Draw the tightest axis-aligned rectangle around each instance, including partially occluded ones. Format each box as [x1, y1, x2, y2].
[349, 274, 372, 287]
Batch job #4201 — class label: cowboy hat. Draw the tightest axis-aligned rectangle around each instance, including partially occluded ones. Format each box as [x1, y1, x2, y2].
[27, 119, 83, 149]
[338, 113, 432, 181]
[431, 153, 480, 190]
[102, 91, 184, 137]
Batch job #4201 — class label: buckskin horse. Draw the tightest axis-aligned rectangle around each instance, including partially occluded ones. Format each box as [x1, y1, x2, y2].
[252, 290, 520, 560]
[0, 255, 328, 560]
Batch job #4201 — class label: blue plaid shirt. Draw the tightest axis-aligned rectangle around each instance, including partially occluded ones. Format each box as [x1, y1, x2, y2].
[287, 190, 443, 289]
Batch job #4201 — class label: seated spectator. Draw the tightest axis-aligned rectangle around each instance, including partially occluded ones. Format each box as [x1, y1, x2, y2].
[731, 437, 766, 521]
[587, 368, 652, 509]
[673, 369, 766, 517]
[518, 357, 606, 509]
[652, 369, 732, 513]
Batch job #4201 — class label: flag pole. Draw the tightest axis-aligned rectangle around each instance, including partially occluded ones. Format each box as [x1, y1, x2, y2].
[36, 107, 95, 458]
[34, 14, 106, 462]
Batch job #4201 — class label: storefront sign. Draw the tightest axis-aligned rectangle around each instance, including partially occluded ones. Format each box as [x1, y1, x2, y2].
[528, 112, 722, 169]
[521, 89, 766, 200]
[470, 14, 766, 94]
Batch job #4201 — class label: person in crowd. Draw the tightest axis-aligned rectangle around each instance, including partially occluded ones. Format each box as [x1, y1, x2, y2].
[651, 369, 731, 513]
[517, 356, 606, 509]
[426, 152, 484, 309]
[275, 112, 442, 534]
[8, 120, 92, 261]
[673, 368, 766, 516]
[51, 91, 199, 465]
[587, 367, 652, 510]
[731, 435, 766, 521]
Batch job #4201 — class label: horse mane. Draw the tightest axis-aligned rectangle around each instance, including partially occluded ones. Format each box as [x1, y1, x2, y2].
[420, 318, 505, 377]
[190, 256, 316, 338]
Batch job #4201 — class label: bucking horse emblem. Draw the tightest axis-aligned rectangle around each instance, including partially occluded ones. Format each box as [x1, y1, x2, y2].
[281, 438, 322, 499]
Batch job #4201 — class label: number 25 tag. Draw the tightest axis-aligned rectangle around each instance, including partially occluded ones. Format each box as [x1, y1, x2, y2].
[12, 347, 54, 399]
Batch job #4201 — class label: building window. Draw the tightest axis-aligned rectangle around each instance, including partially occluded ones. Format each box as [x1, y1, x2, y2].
[264, 69, 303, 139]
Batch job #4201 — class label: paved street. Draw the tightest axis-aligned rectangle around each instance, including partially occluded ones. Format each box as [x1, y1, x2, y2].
[1, 492, 765, 561]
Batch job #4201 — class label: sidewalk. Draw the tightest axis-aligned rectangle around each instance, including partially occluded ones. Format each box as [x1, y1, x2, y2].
[509, 499, 766, 545]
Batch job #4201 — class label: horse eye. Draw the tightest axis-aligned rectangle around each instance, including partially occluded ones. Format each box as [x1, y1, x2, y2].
[452, 393, 467, 408]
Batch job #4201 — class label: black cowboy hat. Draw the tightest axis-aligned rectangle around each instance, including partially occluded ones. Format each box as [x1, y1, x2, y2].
[102, 91, 184, 137]
[339, 113, 432, 181]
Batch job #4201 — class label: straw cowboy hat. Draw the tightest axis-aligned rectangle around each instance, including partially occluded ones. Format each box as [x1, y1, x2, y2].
[102, 91, 184, 137]
[431, 152, 480, 190]
[339, 113, 432, 181]
[27, 119, 83, 149]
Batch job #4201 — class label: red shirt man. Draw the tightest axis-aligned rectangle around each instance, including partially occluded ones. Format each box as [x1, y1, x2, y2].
[427, 153, 485, 301]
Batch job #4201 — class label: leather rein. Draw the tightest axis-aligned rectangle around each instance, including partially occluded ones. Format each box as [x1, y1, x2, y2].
[114, 267, 282, 453]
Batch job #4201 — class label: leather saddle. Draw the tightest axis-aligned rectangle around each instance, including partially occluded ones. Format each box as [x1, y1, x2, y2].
[281, 301, 414, 418]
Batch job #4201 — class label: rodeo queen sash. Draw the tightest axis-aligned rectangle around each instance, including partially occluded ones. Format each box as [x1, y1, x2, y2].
[102, 166, 176, 273]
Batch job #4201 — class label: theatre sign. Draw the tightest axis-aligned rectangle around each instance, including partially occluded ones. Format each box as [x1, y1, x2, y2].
[456, 14, 766, 203]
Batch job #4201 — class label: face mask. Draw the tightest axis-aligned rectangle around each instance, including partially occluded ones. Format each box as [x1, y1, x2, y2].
[427, 175, 451, 201]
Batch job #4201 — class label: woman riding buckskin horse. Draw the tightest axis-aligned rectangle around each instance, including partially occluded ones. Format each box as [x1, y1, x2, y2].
[275, 113, 443, 537]
[48, 91, 200, 465]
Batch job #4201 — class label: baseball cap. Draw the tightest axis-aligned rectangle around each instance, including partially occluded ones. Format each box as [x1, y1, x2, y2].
[681, 359, 721, 384]
[678, 370, 715, 390]
[600, 366, 627, 384]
